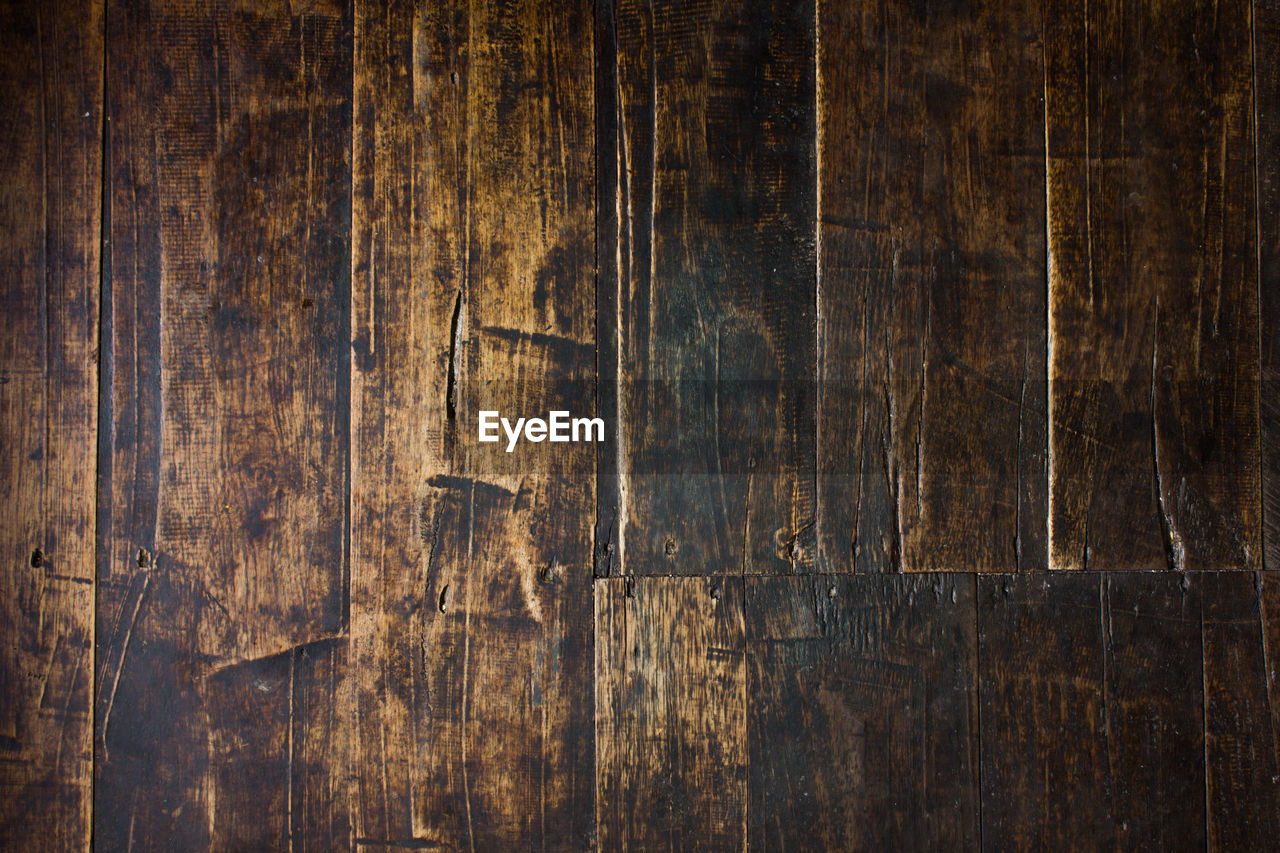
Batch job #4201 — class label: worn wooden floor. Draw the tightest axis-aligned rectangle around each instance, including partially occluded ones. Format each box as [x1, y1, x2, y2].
[2, 0, 1279, 849]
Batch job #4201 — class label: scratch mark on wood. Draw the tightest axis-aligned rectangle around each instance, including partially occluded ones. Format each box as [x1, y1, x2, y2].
[446, 290, 463, 422]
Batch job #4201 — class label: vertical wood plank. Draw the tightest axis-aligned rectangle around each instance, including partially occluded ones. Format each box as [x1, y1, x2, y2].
[1203, 572, 1280, 846]
[595, 576, 746, 849]
[978, 573, 1206, 848]
[745, 574, 978, 849]
[206, 639, 352, 850]
[816, 0, 1048, 573]
[603, 0, 818, 577]
[0, 0, 101, 847]
[349, 0, 595, 846]
[1045, 0, 1259, 571]
[595, 0, 622, 579]
[94, 0, 352, 846]
[1260, 0, 1280, 571]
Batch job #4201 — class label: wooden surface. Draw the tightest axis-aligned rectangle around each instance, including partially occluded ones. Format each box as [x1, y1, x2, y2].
[599, 0, 818, 577]
[0, 0, 100, 847]
[0, 0, 1278, 849]
[1046, 0, 1259, 572]
[349, 0, 595, 845]
[1263, 0, 1280, 575]
[817, 0, 1048, 574]
[95, 1, 352, 846]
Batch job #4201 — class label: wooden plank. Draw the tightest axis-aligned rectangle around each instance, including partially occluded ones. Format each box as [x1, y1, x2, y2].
[0, 0, 101, 848]
[595, 576, 746, 849]
[816, 0, 1048, 573]
[745, 574, 978, 848]
[94, 0, 352, 845]
[602, 0, 817, 577]
[349, 0, 596, 846]
[1045, 0, 1259, 570]
[978, 573, 1206, 848]
[1261, 0, 1280, 570]
[594, 0, 621, 578]
[1204, 572, 1280, 846]
[206, 638, 352, 850]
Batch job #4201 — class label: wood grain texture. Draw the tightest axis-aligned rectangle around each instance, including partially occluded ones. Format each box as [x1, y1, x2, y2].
[349, 0, 595, 846]
[1261, 0, 1280, 571]
[1045, 0, 1260, 571]
[596, 576, 746, 849]
[94, 0, 352, 846]
[2, 0, 1278, 847]
[1203, 572, 1280, 846]
[816, 0, 1048, 574]
[746, 574, 978, 849]
[978, 573, 1207, 849]
[601, 0, 818, 577]
[206, 638, 353, 850]
[0, 0, 101, 848]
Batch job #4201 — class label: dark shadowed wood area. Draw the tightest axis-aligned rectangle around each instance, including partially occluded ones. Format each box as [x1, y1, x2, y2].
[816, 0, 1048, 575]
[598, 0, 818, 578]
[0, 0, 1277, 849]
[1046, 0, 1259, 573]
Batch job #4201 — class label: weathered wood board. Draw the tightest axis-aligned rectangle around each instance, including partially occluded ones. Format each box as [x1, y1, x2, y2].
[94, 0, 352, 846]
[747, 574, 979, 848]
[599, 0, 818, 577]
[0, 0, 101, 848]
[979, 573, 1208, 848]
[0, 0, 1274, 849]
[348, 0, 596, 846]
[595, 575, 747, 849]
[1260, 0, 1280, 571]
[1046, 0, 1259, 571]
[817, 0, 1048, 573]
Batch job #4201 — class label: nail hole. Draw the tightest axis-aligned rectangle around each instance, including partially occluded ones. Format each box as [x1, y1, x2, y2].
[664, 539, 677, 556]
[137, 548, 151, 569]
[438, 585, 450, 613]
[30, 548, 43, 569]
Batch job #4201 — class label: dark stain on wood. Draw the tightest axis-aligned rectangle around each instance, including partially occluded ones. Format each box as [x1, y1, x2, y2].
[599, 0, 818, 577]
[1261, 0, 1280, 570]
[978, 573, 1208, 848]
